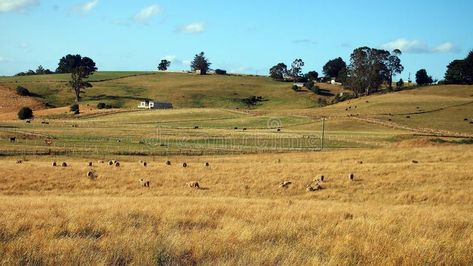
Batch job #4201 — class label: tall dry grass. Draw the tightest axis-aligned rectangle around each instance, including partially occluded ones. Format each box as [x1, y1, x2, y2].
[0, 145, 472, 265]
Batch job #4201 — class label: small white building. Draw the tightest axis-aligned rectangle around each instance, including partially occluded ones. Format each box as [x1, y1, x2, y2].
[138, 100, 173, 109]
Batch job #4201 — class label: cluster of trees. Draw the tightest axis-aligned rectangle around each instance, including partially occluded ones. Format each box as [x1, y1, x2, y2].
[322, 57, 347, 82]
[345, 47, 404, 96]
[444, 50, 473, 84]
[15, 65, 53, 76]
[415, 69, 434, 86]
[269, 59, 318, 82]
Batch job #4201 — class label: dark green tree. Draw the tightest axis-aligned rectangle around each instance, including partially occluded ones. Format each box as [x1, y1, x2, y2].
[346, 47, 390, 96]
[158, 59, 171, 71]
[415, 69, 433, 86]
[306, 71, 319, 81]
[445, 51, 473, 84]
[18, 107, 33, 120]
[269, 63, 288, 80]
[190, 52, 211, 75]
[57, 54, 97, 102]
[289, 59, 304, 79]
[322, 57, 347, 80]
[386, 49, 404, 89]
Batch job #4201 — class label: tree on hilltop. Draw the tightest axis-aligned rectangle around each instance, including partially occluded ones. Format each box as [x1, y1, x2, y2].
[191, 52, 211, 75]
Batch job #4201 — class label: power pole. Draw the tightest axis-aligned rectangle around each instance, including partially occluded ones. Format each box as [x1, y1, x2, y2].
[321, 117, 326, 150]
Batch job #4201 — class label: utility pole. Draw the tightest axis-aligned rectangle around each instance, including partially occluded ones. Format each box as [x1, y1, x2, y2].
[321, 117, 326, 150]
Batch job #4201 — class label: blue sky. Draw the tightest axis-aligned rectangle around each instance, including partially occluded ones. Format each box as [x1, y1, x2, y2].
[0, 0, 472, 80]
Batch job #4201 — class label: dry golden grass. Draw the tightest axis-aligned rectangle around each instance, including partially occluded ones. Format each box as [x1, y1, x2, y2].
[1, 145, 473, 265]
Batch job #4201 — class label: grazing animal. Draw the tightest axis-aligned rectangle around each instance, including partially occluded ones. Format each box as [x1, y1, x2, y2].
[41, 121, 49, 125]
[87, 171, 95, 179]
[279, 181, 292, 189]
[306, 182, 322, 192]
[194, 126, 199, 129]
[88, 162, 93, 167]
[411, 160, 419, 164]
[349, 173, 355, 181]
[234, 127, 238, 130]
[62, 162, 67, 167]
[139, 160, 143, 164]
[388, 119, 392, 121]
[464, 118, 469, 121]
[182, 162, 187, 168]
[243, 128, 247, 131]
[142, 161, 147, 167]
[205, 162, 210, 167]
[187, 181, 200, 189]
[166, 160, 171, 166]
[9, 137, 16, 142]
[406, 116, 411, 118]
[26, 120, 31, 123]
[357, 160, 363, 164]
[116, 140, 121, 143]
[16, 160, 22, 164]
[115, 162, 120, 167]
[52, 161, 57, 167]
[139, 179, 150, 187]
[108, 161, 114, 166]
[98, 160, 104, 164]
[313, 175, 325, 182]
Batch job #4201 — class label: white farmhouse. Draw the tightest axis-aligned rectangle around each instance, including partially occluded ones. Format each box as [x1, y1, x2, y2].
[138, 100, 173, 109]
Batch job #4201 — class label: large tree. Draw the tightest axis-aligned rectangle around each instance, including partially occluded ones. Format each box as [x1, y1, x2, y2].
[191, 52, 211, 75]
[289, 59, 304, 80]
[445, 50, 473, 84]
[57, 54, 97, 102]
[415, 69, 433, 86]
[158, 59, 171, 71]
[306, 71, 319, 81]
[346, 47, 390, 96]
[322, 57, 347, 81]
[385, 49, 404, 89]
[269, 63, 288, 81]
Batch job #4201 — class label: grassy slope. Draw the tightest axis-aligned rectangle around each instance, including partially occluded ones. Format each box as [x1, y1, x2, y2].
[0, 71, 334, 109]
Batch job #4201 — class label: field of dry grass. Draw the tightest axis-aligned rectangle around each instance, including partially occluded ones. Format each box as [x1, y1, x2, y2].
[1, 144, 472, 265]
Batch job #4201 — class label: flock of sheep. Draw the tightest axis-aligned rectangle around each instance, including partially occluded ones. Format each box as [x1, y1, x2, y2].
[14, 158, 365, 193]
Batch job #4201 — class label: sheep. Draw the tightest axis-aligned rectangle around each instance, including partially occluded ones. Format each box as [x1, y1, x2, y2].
[108, 160, 114, 166]
[406, 116, 411, 119]
[205, 162, 210, 167]
[411, 160, 419, 164]
[98, 160, 104, 164]
[62, 162, 68, 167]
[277, 128, 281, 132]
[52, 161, 57, 167]
[16, 160, 22, 164]
[279, 181, 292, 189]
[9, 137, 16, 142]
[464, 118, 469, 121]
[348, 173, 355, 181]
[243, 128, 247, 131]
[234, 127, 238, 130]
[88, 162, 93, 167]
[142, 161, 147, 167]
[306, 182, 322, 192]
[187, 181, 200, 189]
[87, 171, 95, 179]
[166, 160, 171, 166]
[194, 126, 199, 129]
[139, 179, 150, 187]
[182, 162, 187, 168]
[357, 160, 363, 164]
[25, 120, 31, 124]
[115, 161, 120, 167]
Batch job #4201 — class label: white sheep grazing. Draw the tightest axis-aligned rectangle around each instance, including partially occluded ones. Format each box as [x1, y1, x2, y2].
[139, 179, 150, 187]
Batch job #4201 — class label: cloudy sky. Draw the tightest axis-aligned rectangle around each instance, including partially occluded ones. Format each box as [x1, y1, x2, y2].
[0, 0, 472, 79]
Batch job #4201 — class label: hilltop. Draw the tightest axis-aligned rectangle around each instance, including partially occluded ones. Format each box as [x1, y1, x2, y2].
[0, 71, 345, 111]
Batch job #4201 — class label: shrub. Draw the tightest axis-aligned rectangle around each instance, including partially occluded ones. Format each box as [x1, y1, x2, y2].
[215, 69, 227, 75]
[308, 85, 320, 94]
[18, 107, 33, 120]
[70, 103, 80, 114]
[97, 102, 113, 109]
[16, 86, 30, 96]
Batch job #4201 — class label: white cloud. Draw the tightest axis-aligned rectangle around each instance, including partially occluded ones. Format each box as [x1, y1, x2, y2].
[80, 0, 98, 13]
[381, 38, 460, 54]
[179, 22, 205, 33]
[162, 55, 177, 62]
[432, 42, 459, 53]
[181, 60, 191, 66]
[0, 0, 38, 12]
[0, 56, 11, 62]
[134, 4, 160, 23]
